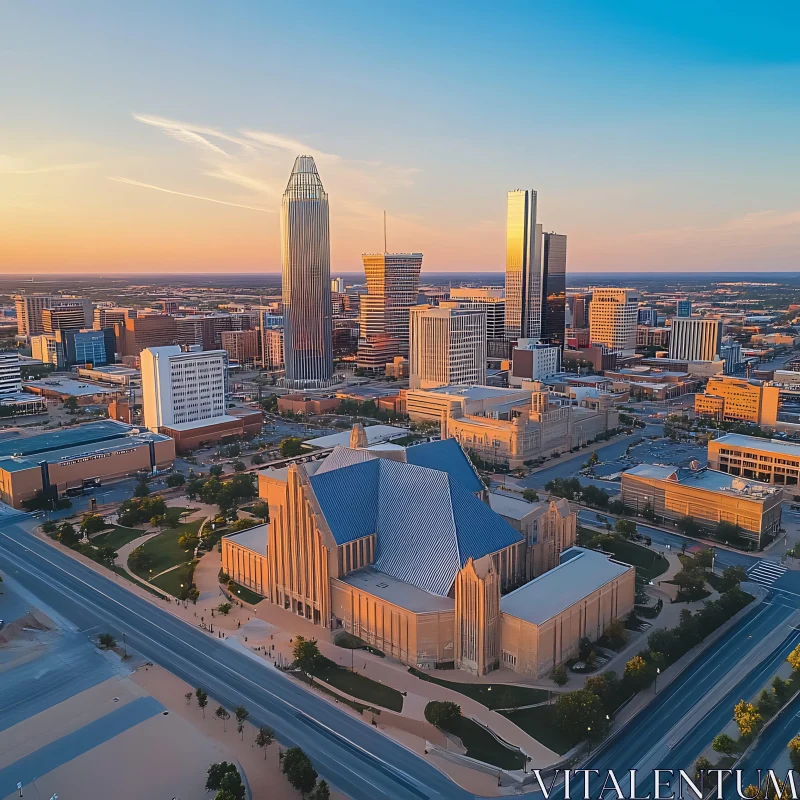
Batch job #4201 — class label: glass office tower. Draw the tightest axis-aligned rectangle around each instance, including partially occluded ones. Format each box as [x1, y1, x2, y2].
[541, 232, 567, 347]
[504, 189, 542, 340]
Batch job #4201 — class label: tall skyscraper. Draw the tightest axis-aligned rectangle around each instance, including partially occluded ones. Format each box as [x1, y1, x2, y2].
[541, 232, 567, 347]
[409, 304, 486, 389]
[281, 155, 333, 387]
[589, 288, 641, 354]
[14, 294, 56, 337]
[571, 294, 589, 330]
[676, 299, 692, 318]
[505, 190, 542, 340]
[357, 253, 423, 370]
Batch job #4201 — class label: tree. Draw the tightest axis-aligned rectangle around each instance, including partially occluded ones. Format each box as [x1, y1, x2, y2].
[772, 676, 791, 701]
[694, 549, 714, 571]
[217, 602, 232, 616]
[64, 396, 79, 413]
[209, 464, 224, 477]
[602, 618, 628, 650]
[554, 689, 609, 742]
[178, 532, 199, 551]
[712, 733, 739, 758]
[293, 636, 322, 669]
[677, 516, 701, 537]
[251, 453, 264, 466]
[80, 514, 106, 536]
[720, 565, 747, 592]
[551, 664, 568, 686]
[694, 756, 713, 785]
[166, 472, 186, 488]
[251, 501, 270, 521]
[280, 437, 305, 458]
[97, 632, 116, 650]
[57, 522, 79, 547]
[581, 485, 610, 509]
[128, 545, 153, 572]
[788, 643, 800, 672]
[133, 480, 150, 497]
[228, 518, 257, 532]
[623, 655, 652, 690]
[716, 520, 743, 544]
[234, 705, 250, 739]
[149, 514, 165, 530]
[789, 736, 800, 771]
[615, 519, 637, 538]
[206, 762, 239, 792]
[255, 726, 275, 758]
[426, 700, 462, 730]
[310, 780, 331, 800]
[217, 769, 245, 800]
[163, 507, 183, 529]
[281, 747, 318, 796]
[41, 519, 57, 534]
[215, 705, 231, 731]
[196, 688, 208, 717]
[734, 700, 762, 738]
[522, 488, 539, 503]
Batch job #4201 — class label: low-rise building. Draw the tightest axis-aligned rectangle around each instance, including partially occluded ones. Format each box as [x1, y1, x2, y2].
[621, 464, 782, 547]
[708, 433, 800, 487]
[0, 419, 174, 507]
[695, 376, 780, 427]
[222, 524, 269, 596]
[159, 407, 263, 452]
[276, 395, 340, 416]
[23, 377, 124, 405]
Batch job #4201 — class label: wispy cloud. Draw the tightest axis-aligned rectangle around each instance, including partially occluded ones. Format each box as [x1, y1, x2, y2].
[107, 176, 272, 212]
[133, 114, 257, 157]
[0, 157, 98, 175]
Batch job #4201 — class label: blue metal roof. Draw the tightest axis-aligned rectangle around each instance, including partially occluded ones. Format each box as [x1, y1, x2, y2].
[309, 457, 522, 597]
[404, 438, 484, 495]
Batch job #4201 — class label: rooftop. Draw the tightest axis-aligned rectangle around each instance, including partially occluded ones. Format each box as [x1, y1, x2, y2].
[712, 433, 800, 457]
[24, 378, 118, 397]
[160, 414, 243, 432]
[500, 547, 632, 627]
[305, 424, 409, 450]
[224, 523, 268, 556]
[488, 492, 544, 521]
[413, 385, 526, 400]
[624, 463, 780, 498]
[338, 567, 454, 614]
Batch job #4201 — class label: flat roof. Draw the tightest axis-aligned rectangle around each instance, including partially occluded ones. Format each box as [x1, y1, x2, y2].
[488, 492, 543, 521]
[712, 433, 800, 457]
[500, 547, 632, 627]
[24, 378, 117, 396]
[161, 414, 242, 432]
[338, 567, 454, 614]
[305, 424, 409, 449]
[79, 365, 139, 375]
[624, 463, 780, 498]
[224, 523, 268, 556]
[415, 385, 526, 400]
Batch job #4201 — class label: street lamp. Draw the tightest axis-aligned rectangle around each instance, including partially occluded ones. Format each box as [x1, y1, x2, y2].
[654, 667, 661, 694]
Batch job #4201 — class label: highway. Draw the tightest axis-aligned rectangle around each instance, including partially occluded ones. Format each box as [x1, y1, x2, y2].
[2, 517, 799, 800]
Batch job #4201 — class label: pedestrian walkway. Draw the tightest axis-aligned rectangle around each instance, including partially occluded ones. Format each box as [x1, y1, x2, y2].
[747, 560, 787, 587]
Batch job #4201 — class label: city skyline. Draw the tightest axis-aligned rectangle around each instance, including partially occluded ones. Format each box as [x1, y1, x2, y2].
[2, 1, 798, 275]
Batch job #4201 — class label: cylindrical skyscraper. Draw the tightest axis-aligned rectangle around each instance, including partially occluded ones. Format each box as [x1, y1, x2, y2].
[281, 155, 333, 387]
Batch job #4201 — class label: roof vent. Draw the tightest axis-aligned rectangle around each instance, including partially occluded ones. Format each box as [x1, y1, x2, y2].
[689, 460, 701, 470]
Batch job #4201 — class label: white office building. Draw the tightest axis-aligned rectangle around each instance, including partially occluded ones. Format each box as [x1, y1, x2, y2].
[409, 304, 486, 390]
[141, 345, 228, 432]
[0, 352, 23, 395]
[510, 340, 562, 386]
[449, 288, 506, 341]
[668, 318, 722, 362]
[589, 289, 641, 355]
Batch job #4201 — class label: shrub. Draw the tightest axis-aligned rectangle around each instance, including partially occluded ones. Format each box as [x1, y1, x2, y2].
[551, 664, 568, 686]
[425, 700, 462, 730]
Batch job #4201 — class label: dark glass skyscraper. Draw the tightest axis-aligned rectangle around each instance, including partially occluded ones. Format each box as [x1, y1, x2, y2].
[281, 156, 334, 387]
[541, 232, 567, 347]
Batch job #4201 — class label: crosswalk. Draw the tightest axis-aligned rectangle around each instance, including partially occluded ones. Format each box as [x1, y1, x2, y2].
[747, 560, 788, 587]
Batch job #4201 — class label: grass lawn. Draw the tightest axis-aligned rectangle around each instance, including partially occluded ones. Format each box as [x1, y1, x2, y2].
[334, 631, 385, 657]
[227, 580, 263, 605]
[308, 659, 404, 712]
[91, 525, 145, 551]
[448, 715, 526, 769]
[601, 539, 669, 581]
[409, 668, 549, 709]
[129, 520, 202, 578]
[152, 562, 196, 596]
[500, 705, 577, 755]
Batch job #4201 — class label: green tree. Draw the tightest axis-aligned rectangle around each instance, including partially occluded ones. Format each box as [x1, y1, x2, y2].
[554, 689, 609, 742]
[228, 518, 257, 532]
[128, 545, 152, 572]
[206, 762, 238, 792]
[255, 726, 275, 758]
[133, 480, 150, 497]
[694, 756, 713, 785]
[251, 453, 264, 466]
[281, 747, 318, 797]
[293, 636, 322, 669]
[712, 733, 740, 758]
[789, 736, 800, 771]
[772, 676, 791, 701]
[234, 705, 250, 739]
[720, 565, 748, 592]
[196, 688, 208, 717]
[80, 514, 106, 535]
[209, 464, 224, 477]
[178, 532, 200, 551]
[215, 705, 231, 731]
[57, 522, 79, 547]
[602, 618, 628, 650]
[166, 472, 186, 488]
[217, 769, 245, 800]
[280, 437, 305, 457]
[522, 488, 539, 503]
[217, 602, 232, 615]
[231, 460, 246, 472]
[425, 701, 462, 730]
[615, 519, 637, 538]
[715, 520, 743, 544]
[309, 780, 331, 800]
[551, 664, 568, 686]
[41, 519, 57, 534]
[97, 632, 116, 649]
[63, 396, 79, 413]
[623, 655, 652, 690]
[677, 516, 701, 537]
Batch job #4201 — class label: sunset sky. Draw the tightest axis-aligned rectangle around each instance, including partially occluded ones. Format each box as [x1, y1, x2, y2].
[1, 1, 798, 274]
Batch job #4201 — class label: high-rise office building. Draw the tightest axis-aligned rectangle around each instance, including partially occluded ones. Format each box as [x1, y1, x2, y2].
[505, 190, 543, 340]
[0, 352, 23, 395]
[141, 345, 228, 432]
[676, 299, 692, 318]
[571, 294, 589, 330]
[589, 289, 641, 354]
[42, 302, 93, 333]
[331, 277, 345, 293]
[281, 155, 333, 387]
[409, 304, 486, 389]
[668, 317, 722, 362]
[357, 253, 423, 370]
[541, 232, 567, 347]
[14, 294, 56, 337]
[221, 329, 260, 365]
[638, 307, 659, 328]
[449, 288, 506, 340]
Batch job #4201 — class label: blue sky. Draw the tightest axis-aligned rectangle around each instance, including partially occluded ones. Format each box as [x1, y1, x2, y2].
[1, 0, 798, 273]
